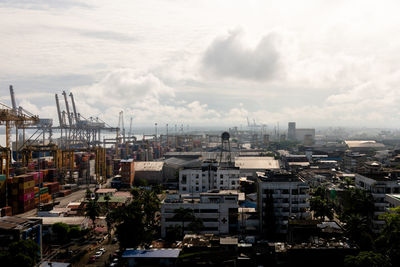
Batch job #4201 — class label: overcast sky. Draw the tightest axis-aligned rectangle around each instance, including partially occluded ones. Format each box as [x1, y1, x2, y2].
[1, 0, 400, 129]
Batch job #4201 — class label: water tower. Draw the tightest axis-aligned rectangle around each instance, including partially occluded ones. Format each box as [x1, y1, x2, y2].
[219, 132, 232, 165]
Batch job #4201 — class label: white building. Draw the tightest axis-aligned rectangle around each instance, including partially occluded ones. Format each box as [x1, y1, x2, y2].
[178, 161, 240, 194]
[257, 170, 310, 235]
[355, 173, 400, 232]
[161, 190, 241, 238]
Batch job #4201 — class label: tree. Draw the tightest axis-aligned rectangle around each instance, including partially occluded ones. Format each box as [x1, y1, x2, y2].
[375, 207, 400, 266]
[172, 208, 195, 237]
[0, 239, 40, 267]
[85, 198, 101, 228]
[343, 213, 374, 250]
[344, 251, 391, 267]
[104, 194, 111, 210]
[68, 226, 83, 240]
[52, 222, 69, 243]
[310, 196, 333, 221]
[109, 187, 161, 249]
[187, 217, 204, 234]
[85, 188, 93, 200]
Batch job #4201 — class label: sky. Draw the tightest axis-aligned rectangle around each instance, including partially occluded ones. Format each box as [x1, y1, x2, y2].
[1, 0, 400, 129]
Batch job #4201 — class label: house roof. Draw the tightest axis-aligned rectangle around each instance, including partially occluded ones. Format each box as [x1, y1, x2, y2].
[122, 249, 181, 259]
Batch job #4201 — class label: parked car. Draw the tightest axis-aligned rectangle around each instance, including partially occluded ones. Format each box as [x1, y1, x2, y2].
[88, 256, 96, 263]
[112, 237, 118, 244]
[99, 247, 106, 253]
[94, 251, 103, 258]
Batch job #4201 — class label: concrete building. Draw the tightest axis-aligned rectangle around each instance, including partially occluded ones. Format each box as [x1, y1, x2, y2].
[0, 216, 42, 254]
[161, 190, 241, 238]
[134, 161, 164, 185]
[355, 170, 400, 232]
[295, 128, 315, 143]
[257, 170, 310, 235]
[288, 122, 296, 141]
[178, 161, 240, 194]
[234, 156, 280, 178]
[345, 140, 385, 152]
[386, 194, 400, 208]
[120, 159, 135, 187]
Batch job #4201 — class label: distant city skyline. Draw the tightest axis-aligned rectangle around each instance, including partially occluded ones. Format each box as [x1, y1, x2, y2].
[1, 0, 400, 128]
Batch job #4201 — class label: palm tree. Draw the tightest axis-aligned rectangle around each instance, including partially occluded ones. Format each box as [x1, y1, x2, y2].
[85, 199, 101, 228]
[172, 208, 195, 237]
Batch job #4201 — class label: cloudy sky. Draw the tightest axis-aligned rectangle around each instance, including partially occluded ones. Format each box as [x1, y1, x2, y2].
[1, 0, 400, 129]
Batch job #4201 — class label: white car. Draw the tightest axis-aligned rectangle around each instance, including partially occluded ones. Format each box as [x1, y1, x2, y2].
[94, 251, 103, 258]
[99, 247, 106, 253]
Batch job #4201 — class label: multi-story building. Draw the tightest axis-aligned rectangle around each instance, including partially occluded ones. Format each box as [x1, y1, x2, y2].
[355, 168, 400, 232]
[288, 122, 296, 141]
[178, 160, 240, 194]
[257, 170, 310, 235]
[120, 159, 135, 187]
[161, 190, 241, 238]
[0, 216, 42, 255]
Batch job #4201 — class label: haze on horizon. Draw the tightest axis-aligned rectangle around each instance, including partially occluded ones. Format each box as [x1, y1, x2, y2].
[1, 0, 400, 129]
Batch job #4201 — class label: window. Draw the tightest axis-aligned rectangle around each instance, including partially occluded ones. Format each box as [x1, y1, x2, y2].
[292, 189, 298, 195]
[231, 181, 235, 185]
[182, 187, 186, 191]
[220, 174, 223, 178]
[196, 187, 199, 191]
[220, 180, 224, 185]
[181, 175, 187, 184]
[202, 218, 218, 222]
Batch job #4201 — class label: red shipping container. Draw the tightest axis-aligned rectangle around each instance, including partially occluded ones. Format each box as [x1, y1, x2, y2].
[19, 192, 35, 201]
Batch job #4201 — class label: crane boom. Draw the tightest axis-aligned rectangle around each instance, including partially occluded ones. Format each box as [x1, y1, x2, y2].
[9, 85, 17, 112]
[55, 94, 63, 127]
[69, 92, 79, 123]
[62, 91, 73, 127]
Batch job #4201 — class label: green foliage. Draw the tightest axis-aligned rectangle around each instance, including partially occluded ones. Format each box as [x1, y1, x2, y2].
[109, 187, 160, 249]
[52, 223, 85, 243]
[312, 186, 328, 198]
[344, 251, 391, 267]
[68, 226, 83, 239]
[310, 195, 333, 220]
[187, 217, 204, 234]
[85, 198, 101, 227]
[341, 188, 374, 219]
[340, 188, 375, 250]
[52, 222, 69, 243]
[85, 188, 93, 200]
[0, 239, 40, 267]
[375, 207, 400, 266]
[173, 207, 195, 237]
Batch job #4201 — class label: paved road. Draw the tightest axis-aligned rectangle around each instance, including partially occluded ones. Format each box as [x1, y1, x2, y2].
[75, 235, 120, 267]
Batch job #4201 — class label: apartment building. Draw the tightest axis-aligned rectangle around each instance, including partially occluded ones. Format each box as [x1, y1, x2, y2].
[161, 190, 241, 238]
[355, 171, 400, 232]
[257, 170, 310, 235]
[178, 160, 240, 194]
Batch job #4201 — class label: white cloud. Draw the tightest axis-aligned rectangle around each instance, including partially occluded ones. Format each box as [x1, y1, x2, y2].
[202, 30, 281, 81]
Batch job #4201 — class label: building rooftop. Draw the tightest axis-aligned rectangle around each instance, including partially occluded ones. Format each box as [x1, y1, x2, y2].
[0, 216, 41, 230]
[234, 156, 280, 170]
[95, 188, 117, 194]
[28, 216, 88, 226]
[135, 161, 164, 172]
[122, 249, 181, 259]
[345, 140, 385, 149]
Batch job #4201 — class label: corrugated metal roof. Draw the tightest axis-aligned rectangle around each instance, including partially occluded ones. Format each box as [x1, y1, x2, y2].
[135, 161, 164, 172]
[122, 249, 181, 258]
